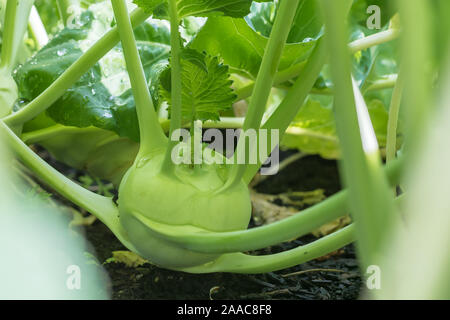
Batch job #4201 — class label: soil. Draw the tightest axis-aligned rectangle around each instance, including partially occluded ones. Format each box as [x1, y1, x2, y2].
[41, 149, 363, 300]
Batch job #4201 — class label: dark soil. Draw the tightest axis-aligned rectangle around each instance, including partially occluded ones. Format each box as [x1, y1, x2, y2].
[39, 148, 363, 300]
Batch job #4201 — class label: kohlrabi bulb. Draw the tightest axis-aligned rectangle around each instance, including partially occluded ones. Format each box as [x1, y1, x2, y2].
[118, 152, 252, 269]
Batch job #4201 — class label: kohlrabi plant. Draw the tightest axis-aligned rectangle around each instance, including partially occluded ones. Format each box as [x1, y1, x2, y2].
[1, 0, 448, 295]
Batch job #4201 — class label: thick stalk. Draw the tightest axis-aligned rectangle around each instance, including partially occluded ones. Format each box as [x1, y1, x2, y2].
[386, 72, 404, 162]
[0, 0, 33, 72]
[243, 39, 328, 183]
[397, 0, 433, 161]
[161, 0, 183, 175]
[28, 6, 49, 50]
[224, 0, 300, 190]
[111, 0, 167, 155]
[2, 8, 151, 128]
[320, 0, 398, 272]
[21, 117, 247, 144]
[0, 121, 136, 252]
[180, 225, 356, 274]
[0, 0, 33, 118]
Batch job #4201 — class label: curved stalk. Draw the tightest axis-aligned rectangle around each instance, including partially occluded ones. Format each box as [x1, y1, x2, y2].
[0, 0, 33, 72]
[111, 0, 167, 156]
[21, 125, 101, 144]
[243, 39, 328, 183]
[28, 6, 49, 50]
[179, 225, 356, 274]
[348, 28, 400, 53]
[0, 121, 136, 252]
[2, 8, 151, 128]
[386, 72, 404, 162]
[21, 117, 247, 145]
[161, 0, 184, 175]
[133, 158, 404, 254]
[224, 0, 300, 190]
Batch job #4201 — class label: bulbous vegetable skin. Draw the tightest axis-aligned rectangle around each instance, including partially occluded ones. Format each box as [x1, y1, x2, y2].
[118, 152, 252, 268]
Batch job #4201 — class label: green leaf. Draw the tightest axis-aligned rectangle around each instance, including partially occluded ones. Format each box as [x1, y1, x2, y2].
[133, 0, 272, 19]
[15, 3, 171, 142]
[281, 97, 389, 159]
[160, 49, 236, 122]
[281, 98, 338, 159]
[191, 16, 318, 79]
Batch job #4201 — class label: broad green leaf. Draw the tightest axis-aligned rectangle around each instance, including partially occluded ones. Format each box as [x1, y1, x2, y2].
[191, 16, 317, 79]
[160, 49, 236, 122]
[15, 2, 171, 142]
[281, 97, 389, 159]
[133, 0, 272, 19]
[244, 1, 274, 38]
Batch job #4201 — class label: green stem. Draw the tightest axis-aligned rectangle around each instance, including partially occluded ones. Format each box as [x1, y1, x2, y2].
[386, 72, 404, 162]
[180, 225, 356, 274]
[320, 0, 398, 272]
[397, 0, 433, 160]
[134, 158, 404, 254]
[0, 120, 136, 252]
[22, 117, 246, 145]
[0, 0, 33, 72]
[111, 0, 167, 156]
[309, 74, 398, 95]
[2, 8, 151, 128]
[234, 29, 400, 102]
[224, 0, 300, 190]
[243, 39, 328, 183]
[21, 125, 100, 144]
[348, 28, 400, 53]
[161, 0, 183, 175]
[28, 5, 49, 50]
